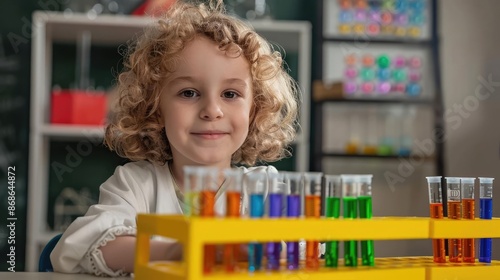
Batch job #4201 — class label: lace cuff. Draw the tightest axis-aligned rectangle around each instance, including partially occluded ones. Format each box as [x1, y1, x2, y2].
[83, 225, 137, 277]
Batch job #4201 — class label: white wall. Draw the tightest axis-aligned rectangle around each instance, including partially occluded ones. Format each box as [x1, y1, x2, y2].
[440, 0, 500, 259]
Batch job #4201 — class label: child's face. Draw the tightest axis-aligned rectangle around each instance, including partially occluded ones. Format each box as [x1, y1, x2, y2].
[159, 36, 253, 168]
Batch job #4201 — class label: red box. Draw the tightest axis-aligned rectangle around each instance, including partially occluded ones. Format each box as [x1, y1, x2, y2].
[50, 89, 108, 125]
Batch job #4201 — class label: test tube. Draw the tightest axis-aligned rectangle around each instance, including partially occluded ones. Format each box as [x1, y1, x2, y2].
[358, 175, 375, 266]
[363, 106, 378, 155]
[345, 110, 361, 154]
[446, 177, 462, 263]
[479, 177, 494, 263]
[398, 106, 415, 156]
[341, 174, 358, 267]
[247, 171, 266, 272]
[285, 172, 302, 270]
[378, 108, 397, 156]
[425, 176, 446, 263]
[266, 171, 284, 270]
[183, 166, 199, 216]
[461, 177, 475, 263]
[184, 166, 218, 273]
[324, 175, 341, 267]
[223, 168, 243, 272]
[304, 172, 322, 269]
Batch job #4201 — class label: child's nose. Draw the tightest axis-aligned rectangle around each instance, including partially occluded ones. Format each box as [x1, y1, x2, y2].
[199, 98, 223, 120]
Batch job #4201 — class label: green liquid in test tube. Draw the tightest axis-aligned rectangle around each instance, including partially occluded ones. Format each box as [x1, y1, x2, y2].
[324, 175, 341, 267]
[358, 175, 375, 266]
[341, 175, 358, 267]
[183, 166, 197, 216]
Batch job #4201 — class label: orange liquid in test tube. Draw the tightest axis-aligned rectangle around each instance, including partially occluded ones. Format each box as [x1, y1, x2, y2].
[224, 191, 241, 271]
[461, 178, 476, 263]
[429, 203, 446, 263]
[426, 176, 446, 263]
[200, 190, 216, 216]
[462, 198, 475, 263]
[226, 191, 240, 216]
[305, 195, 321, 269]
[201, 190, 217, 273]
[447, 201, 462, 262]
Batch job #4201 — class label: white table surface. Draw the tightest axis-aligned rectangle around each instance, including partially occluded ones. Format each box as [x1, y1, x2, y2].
[0, 272, 131, 280]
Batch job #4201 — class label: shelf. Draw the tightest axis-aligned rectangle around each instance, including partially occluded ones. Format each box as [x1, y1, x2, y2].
[36, 11, 153, 46]
[39, 124, 105, 138]
[320, 152, 435, 161]
[315, 98, 434, 105]
[313, 0, 444, 176]
[36, 11, 310, 51]
[322, 36, 432, 46]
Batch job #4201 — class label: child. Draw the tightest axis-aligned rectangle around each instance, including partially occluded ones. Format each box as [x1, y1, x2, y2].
[50, 0, 298, 276]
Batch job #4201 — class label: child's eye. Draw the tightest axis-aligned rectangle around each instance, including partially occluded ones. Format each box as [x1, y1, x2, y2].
[222, 91, 239, 99]
[180, 90, 199, 98]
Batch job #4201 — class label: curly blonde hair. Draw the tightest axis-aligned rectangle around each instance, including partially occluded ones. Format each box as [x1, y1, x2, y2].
[104, 0, 299, 166]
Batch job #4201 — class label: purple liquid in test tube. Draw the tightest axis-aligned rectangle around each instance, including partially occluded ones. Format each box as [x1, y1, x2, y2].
[287, 194, 301, 269]
[265, 172, 285, 270]
[284, 172, 302, 270]
[287, 195, 301, 217]
[267, 193, 282, 270]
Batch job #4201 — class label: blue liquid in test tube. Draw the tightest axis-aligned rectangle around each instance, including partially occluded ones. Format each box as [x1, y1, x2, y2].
[479, 177, 495, 263]
[285, 172, 302, 270]
[247, 172, 266, 272]
[266, 172, 284, 270]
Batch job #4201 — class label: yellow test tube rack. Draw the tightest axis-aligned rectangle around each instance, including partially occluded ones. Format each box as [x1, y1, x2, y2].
[134, 215, 500, 280]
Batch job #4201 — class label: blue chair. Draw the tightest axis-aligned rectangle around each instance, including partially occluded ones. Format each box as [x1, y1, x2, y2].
[38, 233, 63, 272]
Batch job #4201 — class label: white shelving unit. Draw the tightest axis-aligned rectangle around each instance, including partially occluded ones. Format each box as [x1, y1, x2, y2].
[27, 11, 311, 271]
